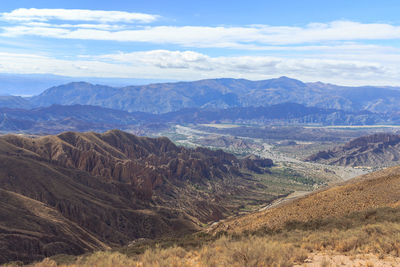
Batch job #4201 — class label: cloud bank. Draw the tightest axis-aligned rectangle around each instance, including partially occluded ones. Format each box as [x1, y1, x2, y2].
[0, 50, 397, 86]
[1, 8, 158, 23]
[2, 19, 400, 48]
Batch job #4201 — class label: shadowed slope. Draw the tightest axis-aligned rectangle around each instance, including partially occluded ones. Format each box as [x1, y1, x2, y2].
[0, 189, 107, 264]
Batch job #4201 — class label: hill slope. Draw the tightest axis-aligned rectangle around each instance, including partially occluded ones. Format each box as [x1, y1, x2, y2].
[211, 166, 400, 234]
[306, 133, 400, 167]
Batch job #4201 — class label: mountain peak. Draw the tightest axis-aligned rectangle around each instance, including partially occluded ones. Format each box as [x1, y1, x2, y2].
[275, 76, 305, 84]
[277, 76, 295, 80]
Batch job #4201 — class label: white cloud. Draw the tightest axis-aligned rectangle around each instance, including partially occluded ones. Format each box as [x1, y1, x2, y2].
[22, 21, 125, 30]
[1, 8, 158, 23]
[98, 50, 210, 69]
[3, 20, 400, 48]
[1, 50, 399, 86]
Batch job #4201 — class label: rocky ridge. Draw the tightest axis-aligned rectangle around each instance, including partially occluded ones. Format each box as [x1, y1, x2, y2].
[306, 133, 400, 167]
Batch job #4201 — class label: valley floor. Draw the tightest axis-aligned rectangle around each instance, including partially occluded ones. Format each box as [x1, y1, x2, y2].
[160, 124, 372, 184]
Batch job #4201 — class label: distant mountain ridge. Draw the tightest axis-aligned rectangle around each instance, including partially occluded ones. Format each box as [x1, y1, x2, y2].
[0, 96, 32, 109]
[0, 103, 396, 134]
[0, 73, 174, 96]
[156, 103, 388, 125]
[24, 77, 400, 114]
[0, 104, 144, 133]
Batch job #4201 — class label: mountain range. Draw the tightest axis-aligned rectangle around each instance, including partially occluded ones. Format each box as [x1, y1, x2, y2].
[1, 76, 400, 115]
[0, 73, 174, 96]
[0, 76, 399, 133]
[26, 77, 400, 114]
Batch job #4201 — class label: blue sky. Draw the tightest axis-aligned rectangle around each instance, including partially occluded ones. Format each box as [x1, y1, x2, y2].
[1, 0, 400, 85]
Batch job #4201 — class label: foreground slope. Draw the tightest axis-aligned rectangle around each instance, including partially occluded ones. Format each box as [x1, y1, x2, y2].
[306, 133, 400, 167]
[0, 130, 272, 264]
[211, 166, 400, 234]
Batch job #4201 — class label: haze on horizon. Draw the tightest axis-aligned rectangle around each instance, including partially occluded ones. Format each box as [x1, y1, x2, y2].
[1, 0, 400, 86]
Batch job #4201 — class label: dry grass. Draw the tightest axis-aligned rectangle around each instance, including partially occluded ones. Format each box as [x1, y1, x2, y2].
[278, 222, 400, 256]
[17, 206, 400, 267]
[198, 236, 307, 267]
[23, 237, 306, 267]
[11, 215, 399, 267]
[243, 206, 400, 258]
[212, 166, 400, 234]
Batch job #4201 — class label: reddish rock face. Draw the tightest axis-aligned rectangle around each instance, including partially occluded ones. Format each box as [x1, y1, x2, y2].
[2, 130, 246, 199]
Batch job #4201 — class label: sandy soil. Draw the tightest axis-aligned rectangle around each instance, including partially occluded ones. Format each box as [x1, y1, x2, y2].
[296, 252, 400, 267]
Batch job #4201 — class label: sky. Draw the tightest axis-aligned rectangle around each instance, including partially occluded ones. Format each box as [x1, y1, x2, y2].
[1, 0, 400, 85]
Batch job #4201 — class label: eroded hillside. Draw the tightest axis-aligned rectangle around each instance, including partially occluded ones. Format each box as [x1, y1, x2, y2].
[307, 133, 400, 167]
[24, 165, 400, 267]
[0, 130, 276, 264]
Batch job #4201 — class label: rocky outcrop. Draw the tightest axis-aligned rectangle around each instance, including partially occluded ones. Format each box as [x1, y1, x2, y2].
[306, 133, 400, 167]
[240, 155, 273, 173]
